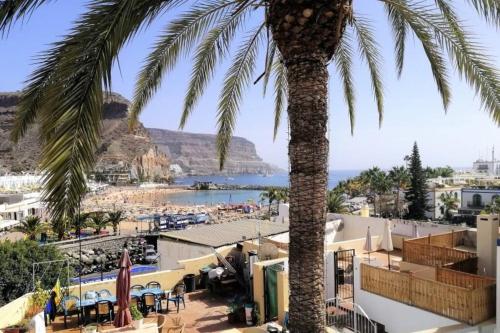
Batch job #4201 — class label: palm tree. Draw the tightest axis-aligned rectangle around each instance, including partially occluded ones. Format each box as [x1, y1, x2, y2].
[440, 192, 460, 220]
[260, 187, 279, 217]
[2, 1, 500, 330]
[107, 210, 125, 234]
[51, 217, 69, 241]
[15, 215, 45, 241]
[89, 212, 109, 235]
[327, 191, 348, 214]
[484, 196, 500, 215]
[389, 166, 410, 217]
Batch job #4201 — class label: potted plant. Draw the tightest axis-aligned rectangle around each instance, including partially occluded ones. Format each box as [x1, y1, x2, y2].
[227, 302, 238, 324]
[130, 305, 144, 329]
[26, 281, 50, 318]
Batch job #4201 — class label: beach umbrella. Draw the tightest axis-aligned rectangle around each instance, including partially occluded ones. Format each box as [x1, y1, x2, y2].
[363, 226, 373, 263]
[114, 249, 132, 327]
[412, 222, 420, 238]
[381, 220, 394, 270]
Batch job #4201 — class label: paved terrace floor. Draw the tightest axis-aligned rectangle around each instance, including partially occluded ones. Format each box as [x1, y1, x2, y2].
[47, 290, 248, 333]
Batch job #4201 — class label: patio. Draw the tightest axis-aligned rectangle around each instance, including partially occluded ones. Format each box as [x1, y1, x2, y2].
[46, 290, 248, 333]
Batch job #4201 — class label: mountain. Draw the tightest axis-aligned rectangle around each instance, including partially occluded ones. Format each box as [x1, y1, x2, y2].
[0, 92, 170, 181]
[148, 128, 281, 176]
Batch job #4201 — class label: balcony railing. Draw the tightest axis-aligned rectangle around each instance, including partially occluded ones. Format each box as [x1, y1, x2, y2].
[466, 201, 485, 209]
[361, 264, 495, 325]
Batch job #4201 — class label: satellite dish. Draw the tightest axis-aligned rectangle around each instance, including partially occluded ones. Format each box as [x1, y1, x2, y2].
[259, 243, 279, 260]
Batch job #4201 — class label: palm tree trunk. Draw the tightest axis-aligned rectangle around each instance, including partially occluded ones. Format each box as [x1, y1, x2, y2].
[287, 53, 329, 332]
[395, 187, 401, 217]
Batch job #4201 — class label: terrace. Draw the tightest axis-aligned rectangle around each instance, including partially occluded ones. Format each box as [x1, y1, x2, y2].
[360, 230, 496, 325]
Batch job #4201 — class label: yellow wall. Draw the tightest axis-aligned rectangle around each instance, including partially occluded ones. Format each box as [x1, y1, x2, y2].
[0, 293, 32, 329]
[277, 271, 289, 326]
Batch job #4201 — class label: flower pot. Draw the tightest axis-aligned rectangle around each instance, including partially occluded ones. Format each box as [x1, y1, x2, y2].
[132, 319, 144, 330]
[84, 326, 97, 333]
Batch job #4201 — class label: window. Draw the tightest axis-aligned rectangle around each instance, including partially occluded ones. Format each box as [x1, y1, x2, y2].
[472, 194, 482, 207]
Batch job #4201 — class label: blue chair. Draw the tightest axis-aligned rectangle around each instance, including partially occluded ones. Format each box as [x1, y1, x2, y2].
[130, 284, 144, 293]
[97, 289, 112, 298]
[61, 296, 80, 328]
[167, 284, 186, 313]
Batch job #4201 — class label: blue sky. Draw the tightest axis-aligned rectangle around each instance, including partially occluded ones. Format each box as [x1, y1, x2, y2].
[0, 1, 498, 170]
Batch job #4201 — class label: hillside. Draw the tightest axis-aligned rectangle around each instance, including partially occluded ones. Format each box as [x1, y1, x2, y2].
[148, 128, 281, 175]
[0, 92, 170, 180]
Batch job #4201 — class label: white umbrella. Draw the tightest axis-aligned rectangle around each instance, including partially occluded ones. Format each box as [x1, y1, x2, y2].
[363, 226, 373, 263]
[381, 220, 394, 269]
[412, 222, 420, 238]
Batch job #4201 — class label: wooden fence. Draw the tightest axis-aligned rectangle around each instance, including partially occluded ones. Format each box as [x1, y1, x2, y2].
[406, 230, 468, 248]
[436, 267, 495, 289]
[443, 257, 478, 274]
[403, 241, 476, 267]
[361, 264, 496, 325]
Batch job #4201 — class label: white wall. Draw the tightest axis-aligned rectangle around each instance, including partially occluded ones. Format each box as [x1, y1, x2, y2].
[335, 214, 460, 241]
[353, 257, 460, 333]
[158, 238, 214, 270]
[462, 189, 500, 209]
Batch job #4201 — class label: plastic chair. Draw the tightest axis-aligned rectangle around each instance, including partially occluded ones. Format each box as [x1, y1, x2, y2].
[61, 296, 80, 328]
[146, 281, 161, 289]
[157, 315, 185, 333]
[96, 300, 114, 323]
[131, 295, 142, 309]
[142, 292, 161, 315]
[167, 284, 186, 313]
[130, 284, 145, 292]
[97, 289, 112, 298]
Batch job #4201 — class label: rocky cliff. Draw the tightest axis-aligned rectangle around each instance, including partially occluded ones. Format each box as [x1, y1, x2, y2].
[0, 92, 170, 181]
[148, 128, 280, 175]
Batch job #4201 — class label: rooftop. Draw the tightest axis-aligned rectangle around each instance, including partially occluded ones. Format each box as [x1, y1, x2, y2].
[161, 219, 289, 247]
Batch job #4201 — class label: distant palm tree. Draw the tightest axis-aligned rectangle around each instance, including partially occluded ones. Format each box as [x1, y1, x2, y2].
[2, 0, 500, 330]
[89, 212, 109, 235]
[440, 192, 460, 220]
[389, 166, 410, 217]
[260, 187, 279, 217]
[71, 212, 91, 237]
[327, 191, 348, 214]
[484, 196, 500, 215]
[15, 215, 44, 240]
[107, 210, 125, 234]
[51, 217, 68, 241]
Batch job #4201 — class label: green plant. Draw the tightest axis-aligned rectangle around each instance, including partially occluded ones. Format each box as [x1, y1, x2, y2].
[27, 281, 50, 316]
[130, 305, 143, 320]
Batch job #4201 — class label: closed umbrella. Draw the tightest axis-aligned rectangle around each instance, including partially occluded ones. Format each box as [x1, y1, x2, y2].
[381, 220, 394, 270]
[412, 222, 420, 238]
[114, 249, 132, 327]
[363, 226, 373, 263]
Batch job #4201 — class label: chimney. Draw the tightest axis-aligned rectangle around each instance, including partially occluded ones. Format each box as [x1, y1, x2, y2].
[476, 215, 499, 277]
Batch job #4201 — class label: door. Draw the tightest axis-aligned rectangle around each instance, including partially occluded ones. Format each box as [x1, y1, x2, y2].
[334, 249, 355, 301]
[263, 262, 284, 322]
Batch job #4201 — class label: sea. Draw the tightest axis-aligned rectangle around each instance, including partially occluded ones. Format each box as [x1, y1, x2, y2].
[163, 170, 360, 205]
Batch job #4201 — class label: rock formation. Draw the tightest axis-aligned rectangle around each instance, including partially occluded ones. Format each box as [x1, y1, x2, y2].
[148, 128, 281, 175]
[0, 92, 170, 181]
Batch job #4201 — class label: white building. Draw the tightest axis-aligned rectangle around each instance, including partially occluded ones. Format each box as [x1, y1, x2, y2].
[426, 186, 462, 220]
[460, 187, 500, 215]
[0, 192, 43, 222]
[472, 147, 500, 176]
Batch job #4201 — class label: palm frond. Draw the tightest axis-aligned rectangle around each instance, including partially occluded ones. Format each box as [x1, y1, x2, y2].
[180, 1, 251, 129]
[272, 53, 287, 140]
[385, 3, 408, 78]
[335, 32, 356, 135]
[130, 0, 235, 130]
[351, 17, 384, 126]
[463, 0, 500, 27]
[0, 0, 52, 35]
[16, 0, 175, 221]
[262, 33, 277, 97]
[383, 0, 500, 123]
[383, 1, 451, 110]
[216, 24, 265, 169]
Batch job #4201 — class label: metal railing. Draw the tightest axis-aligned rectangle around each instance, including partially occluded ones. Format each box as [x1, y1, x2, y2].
[326, 297, 378, 333]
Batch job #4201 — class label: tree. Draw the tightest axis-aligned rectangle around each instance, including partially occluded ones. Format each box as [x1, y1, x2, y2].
[15, 215, 45, 241]
[107, 210, 125, 234]
[360, 167, 391, 215]
[484, 196, 500, 214]
[50, 218, 68, 241]
[260, 187, 279, 217]
[89, 212, 108, 235]
[440, 192, 459, 220]
[71, 212, 91, 238]
[389, 166, 410, 218]
[327, 191, 348, 214]
[406, 143, 429, 220]
[0, 240, 68, 306]
[2, 1, 500, 330]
